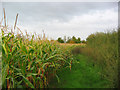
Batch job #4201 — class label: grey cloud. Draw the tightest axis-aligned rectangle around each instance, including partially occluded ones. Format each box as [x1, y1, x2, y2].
[2, 2, 117, 23]
[1, 2, 118, 40]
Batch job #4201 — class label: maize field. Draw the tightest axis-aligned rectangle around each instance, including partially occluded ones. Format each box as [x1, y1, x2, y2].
[1, 9, 73, 88]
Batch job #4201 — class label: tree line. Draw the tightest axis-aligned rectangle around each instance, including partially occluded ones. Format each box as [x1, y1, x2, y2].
[57, 36, 86, 43]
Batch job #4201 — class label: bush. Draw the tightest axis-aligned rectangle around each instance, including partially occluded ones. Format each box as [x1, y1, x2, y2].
[57, 37, 64, 43]
[80, 31, 118, 87]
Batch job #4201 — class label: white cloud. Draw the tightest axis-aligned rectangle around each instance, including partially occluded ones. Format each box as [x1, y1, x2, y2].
[2, 2, 118, 40]
[19, 7, 117, 40]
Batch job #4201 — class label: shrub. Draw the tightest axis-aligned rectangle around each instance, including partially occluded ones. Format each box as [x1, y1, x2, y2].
[80, 31, 118, 87]
[57, 37, 64, 43]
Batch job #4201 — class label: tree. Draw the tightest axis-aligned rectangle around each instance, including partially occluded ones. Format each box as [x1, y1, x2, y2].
[81, 40, 86, 43]
[76, 37, 81, 43]
[72, 36, 76, 42]
[57, 37, 64, 43]
[58, 36, 82, 44]
[78, 37, 80, 41]
[66, 36, 71, 43]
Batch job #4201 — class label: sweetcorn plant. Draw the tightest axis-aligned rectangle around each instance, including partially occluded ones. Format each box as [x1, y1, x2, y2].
[0, 8, 73, 88]
[1, 27, 72, 88]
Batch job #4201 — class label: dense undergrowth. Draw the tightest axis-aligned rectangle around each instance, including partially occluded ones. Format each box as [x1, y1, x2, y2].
[73, 31, 118, 88]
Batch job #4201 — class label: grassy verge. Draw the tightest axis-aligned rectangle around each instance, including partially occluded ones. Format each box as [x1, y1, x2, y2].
[49, 54, 109, 88]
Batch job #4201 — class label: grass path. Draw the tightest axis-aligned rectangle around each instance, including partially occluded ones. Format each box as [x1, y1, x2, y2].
[49, 54, 109, 88]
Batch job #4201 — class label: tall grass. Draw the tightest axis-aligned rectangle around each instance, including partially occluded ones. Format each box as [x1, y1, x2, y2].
[78, 31, 118, 87]
[1, 9, 73, 88]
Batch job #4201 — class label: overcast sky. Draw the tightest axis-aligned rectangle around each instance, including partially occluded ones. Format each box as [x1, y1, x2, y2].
[1, 2, 118, 40]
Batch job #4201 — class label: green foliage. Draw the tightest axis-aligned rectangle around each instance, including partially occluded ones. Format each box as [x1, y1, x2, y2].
[57, 37, 64, 43]
[49, 54, 109, 88]
[58, 36, 82, 43]
[77, 37, 81, 43]
[71, 36, 76, 42]
[1, 28, 73, 88]
[81, 40, 86, 44]
[80, 31, 118, 88]
[70, 36, 81, 43]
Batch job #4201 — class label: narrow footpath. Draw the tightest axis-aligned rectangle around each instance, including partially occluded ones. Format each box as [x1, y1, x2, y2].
[49, 54, 109, 88]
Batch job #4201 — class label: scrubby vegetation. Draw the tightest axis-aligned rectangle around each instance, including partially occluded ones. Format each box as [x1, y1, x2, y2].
[73, 31, 118, 88]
